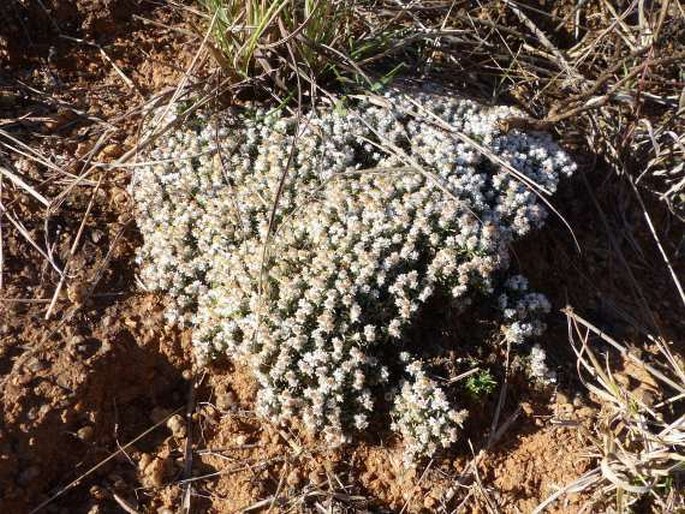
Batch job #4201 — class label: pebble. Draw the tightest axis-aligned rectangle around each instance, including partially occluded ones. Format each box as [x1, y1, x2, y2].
[286, 468, 302, 487]
[123, 316, 138, 330]
[77, 425, 94, 442]
[308, 468, 325, 486]
[90, 230, 104, 244]
[89, 484, 107, 501]
[555, 391, 570, 406]
[25, 357, 45, 373]
[66, 282, 88, 305]
[69, 335, 85, 346]
[423, 494, 437, 509]
[99, 339, 112, 354]
[141, 457, 168, 488]
[138, 453, 153, 472]
[216, 390, 237, 411]
[100, 143, 123, 160]
[575, 406, 595, 419]
[166, 414, 187, 439]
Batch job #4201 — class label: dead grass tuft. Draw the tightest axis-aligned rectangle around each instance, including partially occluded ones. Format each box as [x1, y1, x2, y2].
[535, 307, 685, 512]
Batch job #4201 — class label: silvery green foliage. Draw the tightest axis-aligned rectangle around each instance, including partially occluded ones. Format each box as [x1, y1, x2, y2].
[498, 275, 552, 344]
[130, 88, 575, 453]
[527, 343, 557, 384]
[498, 275, 557, 385]
[391, 354, 468, 462]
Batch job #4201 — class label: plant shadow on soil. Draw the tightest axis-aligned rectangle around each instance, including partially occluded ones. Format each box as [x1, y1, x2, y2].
[0, 295, 211, 513]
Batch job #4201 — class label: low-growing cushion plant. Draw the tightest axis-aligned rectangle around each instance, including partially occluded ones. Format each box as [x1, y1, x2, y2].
[130, 86, 575, 460]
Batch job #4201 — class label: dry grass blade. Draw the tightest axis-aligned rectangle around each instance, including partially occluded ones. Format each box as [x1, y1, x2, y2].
[626, 173, 685, 309]
[59, 34, 143, 98]
[564, 307, 685, 395]
[0, 162, 50, 207]
[44, 173, 103, 319]
[0, 177, 3, 292]
[535, 306, 685, 511]
[28, 408, 183, 514]
[0, 202, 62, 275]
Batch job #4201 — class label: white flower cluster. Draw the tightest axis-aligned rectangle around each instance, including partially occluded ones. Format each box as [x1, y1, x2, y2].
[130, 87, 575, 454]
[498, 275, 557, 384]
[527, 343, 557, 384]
[498, 275, 552, 344]
[391, 355, 467, 462]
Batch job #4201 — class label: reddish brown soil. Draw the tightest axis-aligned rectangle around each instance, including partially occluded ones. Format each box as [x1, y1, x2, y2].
[1, 2, 683, 513]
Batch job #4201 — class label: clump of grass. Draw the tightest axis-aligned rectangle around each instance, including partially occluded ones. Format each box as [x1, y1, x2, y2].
[196, 0, 403, 91]
[535, 308, 685, 512]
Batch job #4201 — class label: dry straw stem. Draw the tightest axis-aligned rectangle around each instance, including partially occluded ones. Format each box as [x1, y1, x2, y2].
[28, 407, 184, 514]
[534, 307, 685, 512]
[366, 0, 685, 215]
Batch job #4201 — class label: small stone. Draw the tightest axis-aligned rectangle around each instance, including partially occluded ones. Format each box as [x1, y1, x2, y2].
[166, 414, 187, 439]
[25, 357, 45, 373]
[575, 406, 595, 420]
[520, 401, 534, 416]
[636, 388, 656, 407]
[138, 453, 153, 472]
[555, 391, 570, 405]
[100, 143, 123, 160]
[123, 316, 138, 330]
[90, 230, 104, 244]
[67, 282, 88, 305]
[99, 339, 112, 354]
[110, 475, 127, 490]
[308, 468, 325, 486]
[423, 494, 437, 509]
[140, 457, 168, 488]
[77, 425, 94, 441]
[216, 390, 237, 411]
[69, 335, 85, 346]
[286, 468, 302, 487]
